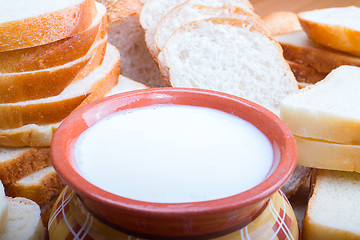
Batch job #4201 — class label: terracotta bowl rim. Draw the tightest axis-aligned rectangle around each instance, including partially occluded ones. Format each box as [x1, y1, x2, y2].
[51, 87, 297, 219]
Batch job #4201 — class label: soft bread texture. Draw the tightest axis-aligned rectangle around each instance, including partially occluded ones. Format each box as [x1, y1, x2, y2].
[0, 43, 120, 130]
[0, 197, 44, 240]
[262, 11, 301, 36]
[275, 30, 360, 73]
[280, 65, 360, 144]
[161, 18, 298, 115]
[106, 75, 148, 96]
[295, 136, 360, 172]
[298, 6, 360, 57]
[303, 170, 360, 239]
[5, 167, 66, 206]
[0, 148, 51, 185]
[154, 0, 257, 52]
[0, 35, 107, 104]
[0, 0, 96, 52]
[288, 61, 328, 84]
[99, 0, 164, 87]
[0, 181, 7, 234]
[140, 0, 188, 56]
[0, 1, 107, 73]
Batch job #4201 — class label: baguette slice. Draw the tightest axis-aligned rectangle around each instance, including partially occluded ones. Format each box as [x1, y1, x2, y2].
[298, 6, 360, 57]
[275, 30, 360, 73]
[106, 75, 148, 96]
[280, 65, 360, 144]
[0, 43, 120, 129]
[5, 167, 66, 206]
[99, 0, 164, 87]
[0, 181, 7, 234]
[154, 0, 257, 52]
[0, 197, 44, 240]
[288, 61, 328, 84]
[161, 18, 298, 115]
[0, 1, 106, 73]
[261, 11, 301, 36]
[295, 135, 360, 172]
[0, 148, 51, 185]
[0, 0, 96, 52]
[0, 34, 107, 104]
[303, 170, 360, 239]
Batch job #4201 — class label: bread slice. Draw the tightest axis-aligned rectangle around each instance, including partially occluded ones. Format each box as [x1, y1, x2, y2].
[0, 1, 106, 73]
[275, 30, 360, 73]
[298, 6, 360, 57]
[0, 148, 51, 185]
[99, 0, 164, 87]
[106, 75, 148, 96]
[161, 18, 298, 115]
[281, 165, 311, 198]
[261, 11, 301, 36]
[0, 0, 96, 52]
[140, 0, 188, 57]
[295, 135, 360, 172]
[5, 167, 66, 206]
[0, 43, 120, 129]
[0, 181, 7, 234]
[302, 170, 360, 239]
[288, 61, 328, 84]
[0, 197, 45, 240]
[280, 65, 360, 144]
[154, 0, 257, 52]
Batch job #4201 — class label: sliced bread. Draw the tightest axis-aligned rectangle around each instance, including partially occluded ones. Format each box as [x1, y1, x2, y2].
[5, 167, 66, 206]
[298, 6, 360, 57]
[0, 147, 51, 185]
[154, 0, 257, 52]
[0, 43, 120, 129]
[281, 165, 311, 198]
[261, 11, 301, 36]
[0, 1, 107, 73]
[275, 30, 360, 73]
[106, 75, 148, 96]
[280, 65, 360, 144]
[99, 0, 164, 87]
[288, 61, 328, 84]
[302, 170, 360, 239]
[0, 181, 7, 234]
[0, 197, 45, 240]
[161, 18, 298, 115]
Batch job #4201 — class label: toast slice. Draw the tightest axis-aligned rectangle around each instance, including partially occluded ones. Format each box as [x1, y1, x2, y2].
[0, 1, 106, 73]
[0, 0, 96, 51]
[298, 6, 360, 57]
[0, 181, 7, 234]
[280, 65, 360, 144]
[161, 18, 298, 115]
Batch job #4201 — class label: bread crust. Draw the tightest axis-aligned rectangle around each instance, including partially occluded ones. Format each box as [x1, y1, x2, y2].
[262, 11, 301, 36]
[288, 61, 328, 84]
[0, 2, 107, 73]
[96, 0, 143, 25]
[0, 0, 97, 51]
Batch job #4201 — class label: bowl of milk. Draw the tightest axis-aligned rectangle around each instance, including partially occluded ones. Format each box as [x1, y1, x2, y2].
[51, 88, 298, 239]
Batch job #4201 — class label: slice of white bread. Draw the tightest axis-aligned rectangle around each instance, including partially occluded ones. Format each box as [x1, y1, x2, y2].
[288, 61, 328, 84]
[0, 0, 96, 52]
[0, 43, 120, 130]
[261, 11, 301, 36]
[98, 0, 164, 87]
[275, 30, 360, 73]
[295, 135, 360, 172]
[280, 65, 360, 144]
[0, 34, 107, 104]
[0, 148, 51, 185]
[0, 197, 44, 240]
[302, 170, 360, 239]
[5, 167, 66, 206]
[161, 18, 298, 115]
[106, 75, 148, 96]
[298, 6, 360, 57]
[0, 1, 106, 73]
[154, 0, 256, 52]
[0, 181, 7, 234]
[140, 0, 188, 57]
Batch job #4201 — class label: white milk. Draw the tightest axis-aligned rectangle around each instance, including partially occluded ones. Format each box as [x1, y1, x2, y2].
[74, 104, 273, 203]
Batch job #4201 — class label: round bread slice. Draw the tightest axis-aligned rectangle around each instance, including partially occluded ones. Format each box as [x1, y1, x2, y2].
[154, 0, 257, 52]
[161, 18, 298, 115]
[0, 43, 120, 129]
[0, 1, 106, 73]
[298, 6, 360, 57]
[0, 181, 7, 234]
[0, 0, 96, 51]
[0, 35, 107, 104]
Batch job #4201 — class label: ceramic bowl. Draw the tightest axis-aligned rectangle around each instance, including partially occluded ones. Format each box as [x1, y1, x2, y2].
[51, 88, 297, 239]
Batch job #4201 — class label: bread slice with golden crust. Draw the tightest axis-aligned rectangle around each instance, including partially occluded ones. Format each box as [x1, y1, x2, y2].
[0, 0, 96, 52]
[0, 181, 7, 234]
[298, 6, 360, 57]
[288, 61, 328, 84]
[262, 11, 301, 36]
[0, 1, 106, 73]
